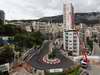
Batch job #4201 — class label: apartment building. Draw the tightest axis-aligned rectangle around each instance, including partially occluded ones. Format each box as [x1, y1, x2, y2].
[63, 30, 80, 56]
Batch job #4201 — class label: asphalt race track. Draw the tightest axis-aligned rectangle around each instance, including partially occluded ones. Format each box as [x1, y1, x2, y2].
[26, 40, 75, 70]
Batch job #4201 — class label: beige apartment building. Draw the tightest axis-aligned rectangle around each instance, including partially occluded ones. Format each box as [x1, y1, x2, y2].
[32, 21, 63, 34]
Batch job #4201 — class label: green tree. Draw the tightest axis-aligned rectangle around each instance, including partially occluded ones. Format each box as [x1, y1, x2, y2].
[0, 19, 4, 26]
[3, 24, 16, 36]
[48, 48, 57, 59]
[0, 24, 18, 36]
[0, 25, 5, 35]
[0, 45, 14, 65]
[14, 31, 44, 52]
[0, 71, 3, 75]
[86, 37, 93, 53]
[30, 31, 44, 45]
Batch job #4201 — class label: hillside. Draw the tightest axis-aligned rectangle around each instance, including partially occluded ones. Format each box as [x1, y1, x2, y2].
[7, 12, 100, 25]
[38, 12, 100, 25]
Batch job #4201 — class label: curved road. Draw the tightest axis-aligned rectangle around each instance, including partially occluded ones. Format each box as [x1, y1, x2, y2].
[93, 42, 100, 56]
[81, 42, 100, 75]
[26, 40, 75, 70]
[89, 42, 100, 75]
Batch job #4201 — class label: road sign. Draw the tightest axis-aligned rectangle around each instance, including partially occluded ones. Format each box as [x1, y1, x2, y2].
[49, 68, 63, 73]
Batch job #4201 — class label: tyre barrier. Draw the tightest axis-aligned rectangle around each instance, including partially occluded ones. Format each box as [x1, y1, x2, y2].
[42, 55, 60, 64]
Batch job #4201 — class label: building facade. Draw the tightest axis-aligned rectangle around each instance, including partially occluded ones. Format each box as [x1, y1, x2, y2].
[63, 0, 80, 56]
[32, 22, 63, 32]
[32, 22, 51, 33]
[64, 30, 80, 56]
[0, 10, 5, 24]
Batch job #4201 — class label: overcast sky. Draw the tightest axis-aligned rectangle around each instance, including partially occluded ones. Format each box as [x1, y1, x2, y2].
[0, 0, 99, 20]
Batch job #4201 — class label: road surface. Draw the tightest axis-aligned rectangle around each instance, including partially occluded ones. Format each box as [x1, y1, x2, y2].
[93, 42, 100, 56]
[90, 42, 100, 75]
[89, 65, 100, 75]
[81, 42, 100, 75]
[26, 40, 75, 70]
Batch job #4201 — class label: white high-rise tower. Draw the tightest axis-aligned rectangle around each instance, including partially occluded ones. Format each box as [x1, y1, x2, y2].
[63, 0, 80, 56]
[63, 0, 74, 30]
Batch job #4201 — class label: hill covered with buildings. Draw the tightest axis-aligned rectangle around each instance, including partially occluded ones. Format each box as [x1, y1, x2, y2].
[7, 12, 100, 25]
[38, 12, 100, 25]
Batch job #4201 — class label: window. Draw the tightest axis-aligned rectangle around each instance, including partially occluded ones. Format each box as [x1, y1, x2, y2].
[66, 33, 68, 35]
[69, 47, 72, 49]
[73, 40, 77, 42]
[66, 39, 68, 42]
[66, 36, 68, 38]
[69, 33, 72, 35]
[73, 36, 77, 38]
[70, 44, 72, 45]
[66, 43, 68, 45]
[69, 37, 72, 39]
[73, 50, 77, 52]
[66, 47, 68, 49]
[73, 43, 77, 46]
[69, 40, 72, 42]
[73, 47, 77, 49]
[74, 32, 77, 35]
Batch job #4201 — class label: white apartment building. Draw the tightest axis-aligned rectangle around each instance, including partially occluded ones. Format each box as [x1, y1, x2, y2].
[63, 0, 80, 56]
[64, 30, 80, 56]
[25, 25, 32, 32]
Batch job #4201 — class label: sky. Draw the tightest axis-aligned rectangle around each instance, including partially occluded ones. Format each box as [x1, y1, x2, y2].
[0, 0, 99, 20]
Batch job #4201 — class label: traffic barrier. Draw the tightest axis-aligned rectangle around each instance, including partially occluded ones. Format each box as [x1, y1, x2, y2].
[42, 55, 60, 64]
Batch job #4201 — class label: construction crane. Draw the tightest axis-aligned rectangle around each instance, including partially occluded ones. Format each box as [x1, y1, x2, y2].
[77, 31, 89, 64]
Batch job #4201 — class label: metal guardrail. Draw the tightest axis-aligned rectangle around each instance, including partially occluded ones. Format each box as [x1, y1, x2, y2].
[22, 48, 34, 60]
[22, 40, 48, 62]
[22, 48, 37, 61]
